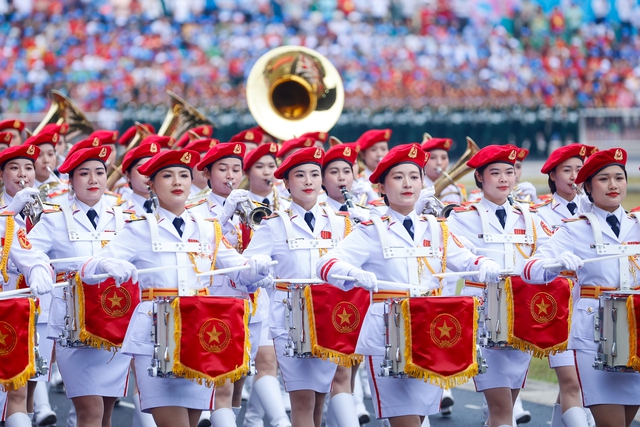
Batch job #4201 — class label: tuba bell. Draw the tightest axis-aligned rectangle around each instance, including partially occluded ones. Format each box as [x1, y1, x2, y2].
[32, 90, 94, 142]
[106, 122, 155, 190]
[246, 46, 344, 141]
[432, 136, 480, 199]
[160, 91, 214, 146]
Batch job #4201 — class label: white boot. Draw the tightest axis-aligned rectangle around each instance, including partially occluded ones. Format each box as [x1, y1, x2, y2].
[328, 393, 359, 427]
[33, 382, 56, 426]
[584, 408, 595, 427]
[233, 407, 241, 418]
[513, 395, 531, 424]
[253, 376, 291, 427]
[66, 402, 77, 427]
[359, 366, 372, 399]
[326, 396, 337, 427]
[550, 403, 563, 427]
[198, 411, 212, 427]
[132, 393, 157, 427]
[5, 412, 31, 427]
[353, 374, 370, 425]
[440, 388, 454, 417]
[243, 387, 265, 427]
[209, 408, 236, 427]
[561, 407, 589, 427]
[421, 416, 431, 426]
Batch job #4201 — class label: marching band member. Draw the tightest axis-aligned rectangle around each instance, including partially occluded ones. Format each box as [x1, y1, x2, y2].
[121, 141, 162, 216]
[183, 138, 218, 198]
[87, 130, 119, 173]
[353, 129, 391, 204]
[421, 136, 465, 204]
[0, 132, 13, 152]
[27, 146, 133, 427]
[24, 130, 64, 195]
[175, 125, 214, 149]
[0, 119, 26, 147]
[228, 127, 268, 154]
[80, 149, 272, 427]
[512, 147, 539, 204]
[244, 141, 287, 211]
[446, 145, 550, 427]
[523, 148, 639, 427]
[112, 123, 156, 199]
[317, 143, 501, 427]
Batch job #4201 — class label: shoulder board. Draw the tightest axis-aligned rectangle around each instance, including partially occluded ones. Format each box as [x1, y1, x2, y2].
[262, 212, 280, 220]
[42, 203, 61, 213]
[359, 220, 374, 226]
[125, 215, 147, 222]
[453, 204, 477, 212]
[48, 189, 69, 198]
[469, 188, 482, 194]
[538, 193, 553, 201]
[104, 190, 120, 197]
[561, 217, 587, 223]
[336, 211, 349, 217]
[533, 198, 552, 209]
[203, 217, 219, 223]
[0, 210, 14, 216]
[437, 217, 448, 222]
[185, 197, 207, 209]
[368, 198, 386, 207]
[631, 206, 640, 213]
[122, 209, 136, 215]
[360, 215, 390, 226]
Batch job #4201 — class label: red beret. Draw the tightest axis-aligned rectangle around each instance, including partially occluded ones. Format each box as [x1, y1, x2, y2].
[467, 145, 518, 169]
[516, 147, 529, 161]
[58, 146, 112, 174]
[244, 142, 279, 171]
[184, 138, 219, 153]
[122, 141, 161, 172]
[141, 135, 174, 149]
[138, 150, 201, 177]
[66, 137, 103, 159]
[88, 130, 119, 145]
[421, 137, 452, 152]
[541, 144, 592, 174]
[323, 144, 358, 167]
[575, 148, 627, 185]
[176, 125, 215, 148]
[229, 128, 264, 144]
[118, 123, 155, 146]
[197, 142, 246, 171]
[0, 119, 25, 132]
[0, 144, 40, 165]
[41, 123, 69, 136]
[0, 132, 13, 145]
[299, 131, 328, 143]
[370, 144, 428, 184]
[274, 147, 324, 180]
[24, 130, 60, 147]
[278, 136, 315, 158]
[356, 129, 392, 152]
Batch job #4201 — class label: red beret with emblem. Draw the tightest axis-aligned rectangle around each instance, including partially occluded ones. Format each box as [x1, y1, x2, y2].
[118, 123, 155, 146]
[421, 137, 452, 152]
[58, 146, 112, 174]
[575, 148, 627, 185]
[184, 138, 219, 153]
[369, 143, 428, 184]
[176, 125, 215, 148]
[244, 142, 279, 171]
[122, 141, 162, 172]
[88, 130, 119, 145]
[196, 142, 246, 171]
[323, 144, 358, 167]
[0, 144, 40, 166]
[278, 136, 315, 158]
[540, 144, 594, 174]
[299, 131, 328, 143]
[24, 130, 60, 147]
[138, 150, 201, 177]
[0, 119, 25, 132]
[0, 132, 13, 145]
[356, 129, 392, 152]
[141, 135, 174, 149]
[274, 147, 324, 180]
[66, 137, 103, 159]
[467, 145, 518, 169]
[229, 128, 264, 144]
[41, 123, 69, 136]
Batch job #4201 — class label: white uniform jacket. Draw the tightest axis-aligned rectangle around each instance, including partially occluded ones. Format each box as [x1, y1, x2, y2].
[535, 193, 591, 230]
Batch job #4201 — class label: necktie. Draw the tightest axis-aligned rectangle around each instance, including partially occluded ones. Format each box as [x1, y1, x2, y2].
[262, 197, 270, 206]
[606, 214, 620, 237]
[143, 199, 154, 214]
[339, 204, 348, 212]
[87, 208, 98, 229]
[566, 202, 577, 216]
[173, 217, 184, 237]
[495, 207, 506, 228]
[304, 212, 315, 232]
[403, 217, 414, 240]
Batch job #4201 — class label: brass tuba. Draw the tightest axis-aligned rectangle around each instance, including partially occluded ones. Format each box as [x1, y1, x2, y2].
[106, 122, 155, 190]
[33, 90, 94, 141]
[433, 136, 480, 198]
[246, 46, 344, 141]
[160, 91, 214, 146]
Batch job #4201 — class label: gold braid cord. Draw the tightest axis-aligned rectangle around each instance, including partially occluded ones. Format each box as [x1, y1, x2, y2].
[515, 216, 537, 259]
[187, 219, 223, 287]
[1, 216, 15, 283]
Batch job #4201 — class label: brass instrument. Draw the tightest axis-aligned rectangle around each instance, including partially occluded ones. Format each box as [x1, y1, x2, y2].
[340, 185, 355, 209]
[106, 122, 154, 190]
[508, 185, 533, 205]
[432, 136, 480, 199]
[160, 91, 214, 145]
[146, 185, 159, 214]
[33, 90, 94, 142]
[572, 183, 584, 196]
[226, 181, 271, 230]
[268, 179, 280, 212]
[246, 46, 344, 141]
[19, 180, 44, 225]
[38, 166, 61, 199]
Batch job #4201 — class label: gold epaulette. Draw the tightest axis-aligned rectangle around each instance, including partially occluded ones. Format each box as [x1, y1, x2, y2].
[185, 196, 208, 209]
[126, 215, 147, 222]
[562, 217, 587, 223]
[533, 198, 552, 209]
[360, 215, 389, 226]
[538, 193, 553, 201]
[368, 198, 386, 207]
[261, 212, 280, 220]
[0, 210, 14, 216]
[41, 203, 61, 214]
[336, 211, 349, 217]
[453, 204, 477, 212]
[48, 189, 69, 198]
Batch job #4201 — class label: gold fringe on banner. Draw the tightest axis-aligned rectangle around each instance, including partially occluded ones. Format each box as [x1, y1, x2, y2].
[75, 273, 119, 351]
[250, 289, 260, 317]
[626, 295, 640, 371]
[304, 286, 363, 367]
[0, 216, 15, 283]
[401, 298, 479, 389]
[0, 298, 36, 392]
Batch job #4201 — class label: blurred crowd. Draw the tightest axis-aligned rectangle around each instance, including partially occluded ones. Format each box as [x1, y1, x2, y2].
[2, 0, 640, 116]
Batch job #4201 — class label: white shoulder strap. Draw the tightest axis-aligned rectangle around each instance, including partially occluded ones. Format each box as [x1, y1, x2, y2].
[372, 215, 439, 259]
[144, 213, 201, 253]
[112, 206, 125, 234]
[515, 202, 534, 238]
[61, 204, 116, 243]
[277, 209, 339, 250]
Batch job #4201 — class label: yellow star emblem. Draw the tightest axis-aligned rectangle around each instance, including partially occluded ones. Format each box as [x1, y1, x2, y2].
[108, 293, 123, 309]
[438, 321, 453, 339]
[536, 299, 550, 315]
[207, 326, 223, 344]
[0, 330, 7, 346]
[337, 308, 353, 325]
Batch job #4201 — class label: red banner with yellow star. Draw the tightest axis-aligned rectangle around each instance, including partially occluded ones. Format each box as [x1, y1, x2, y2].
[304, 285, 370, 367]
[76, 274, 140, 350]
[0, 297, 36, 391]
[626, 294, 640, 371]
[401, 296, 479, 388]
[172, 296, 250, 387]
[506, 276, 573, 357]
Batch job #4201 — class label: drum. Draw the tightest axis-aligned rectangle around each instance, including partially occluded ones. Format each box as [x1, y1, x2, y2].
[149, 298, 177, 378]
[60, 277, 87, 348]
[284, 285, 312, 358]
[479, 279, 510, 348]
[381, 298, 408, 377]
[594, 291, 640, 372]
[32, 317, 48, 379]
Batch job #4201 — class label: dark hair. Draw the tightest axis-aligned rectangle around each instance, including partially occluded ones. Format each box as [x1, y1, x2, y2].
[282, 161, 322, 181]
[322, 159, 353, 175]
[547, 156, 584, 193]
[378, 162, 424, 205]
[583, 165, 627, 203]
[125, 157, 150, 175]
[474, 165, 487, 189]
[0, 157, 35, 171]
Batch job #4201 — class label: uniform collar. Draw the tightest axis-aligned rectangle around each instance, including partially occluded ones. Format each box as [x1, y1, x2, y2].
[157, 206, 189, 223]
[387, 208, 417, 224]
[75, 197, 103, 216]
[290, 201, 320, 218]
[209, 191, 227, 207]
[481, 197, 510, 215]
[248, 190, 272, 204]
[592, 204, 624, 225]
[325, 196, 344, 212]
[130, 192, 147, 209]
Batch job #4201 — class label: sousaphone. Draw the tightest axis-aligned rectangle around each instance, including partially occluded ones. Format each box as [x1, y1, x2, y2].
[32, 90, 94, 141]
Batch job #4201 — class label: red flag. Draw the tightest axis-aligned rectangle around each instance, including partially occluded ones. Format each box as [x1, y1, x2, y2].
[305, 285, 370, 367]
[0, 297, 36, 391]
[172, 296, 250, 386]
[506, 276, 573, 357]
[76, 274, 140, 350]
[402, 296, 479, 388]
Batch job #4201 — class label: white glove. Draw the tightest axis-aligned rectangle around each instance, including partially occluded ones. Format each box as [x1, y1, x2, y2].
[5, 187, 39, 213]
[542, 251, 584, 274]
[516, 181, 537, 202]
[414, 187, 437, 215]
[350, 269, 378, 292]
[98, 258, 138, 287]
[249, 255, 271, 277]
[350, 180, 369, 198]
[456, 235, 476, 254]
[254, 274, 274, 289]
[478, 260, 501, 283]
[220, 189, 250, 224]
[28, 265, 54, 296]
[347, 205, 370, 222]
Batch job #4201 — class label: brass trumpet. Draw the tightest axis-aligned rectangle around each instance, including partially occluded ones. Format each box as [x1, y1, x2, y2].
[572, 183, 584, 196]
[226, 181, 271, 230]
[19, 180, 44, 225]
[38, 166, 61, 200]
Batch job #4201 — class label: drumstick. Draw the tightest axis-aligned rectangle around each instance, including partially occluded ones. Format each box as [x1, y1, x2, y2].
[0, 282, 68, 299]
[274, 279, 324, 284]
[475, 248, 508, 254]
[541, 253, 638, 269]
[90, 264, 194, 281]
[433, 270, 513, 279]
[195, 260, 278, 278]
[329, 274, 431, 291]
[49, 256, 89, 264]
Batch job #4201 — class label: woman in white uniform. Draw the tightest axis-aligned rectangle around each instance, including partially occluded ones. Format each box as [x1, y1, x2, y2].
[446, 145, 550, 427]
[121, 140, 162, 216]
[80, 149, 273, 427]
[523, 148, 640, 427]
[353, 129, 391, 203]
[317, 143, 501, 427]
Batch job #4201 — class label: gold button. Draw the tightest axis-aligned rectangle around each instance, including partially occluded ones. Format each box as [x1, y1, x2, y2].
[587, 307, 593, 313]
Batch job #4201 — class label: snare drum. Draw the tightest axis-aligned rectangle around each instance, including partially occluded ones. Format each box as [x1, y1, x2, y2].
[594, 291, 640, 372]
[381, 298, 408, 377]
[480, 280, 509, 348]
[149, 298, 177, 378]
[284, 285, 312, 358]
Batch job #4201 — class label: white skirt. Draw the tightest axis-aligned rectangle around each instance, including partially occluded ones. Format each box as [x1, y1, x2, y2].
[30, 324, 54, 382]
[273, 335, 337, 393]
[548, 350, 575, 369]
[575, 349, 640, 406]
[473, 348, 531, 391]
